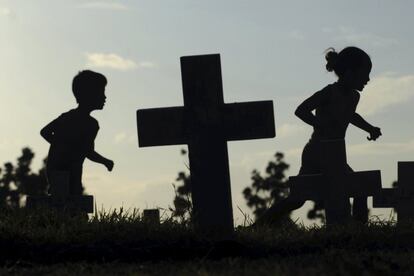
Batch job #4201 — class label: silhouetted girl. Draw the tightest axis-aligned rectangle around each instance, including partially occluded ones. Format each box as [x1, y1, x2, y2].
[258, 46, 381, 225]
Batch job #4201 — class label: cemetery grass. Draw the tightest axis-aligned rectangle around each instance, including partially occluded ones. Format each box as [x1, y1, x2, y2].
[0, 209, 413, 275]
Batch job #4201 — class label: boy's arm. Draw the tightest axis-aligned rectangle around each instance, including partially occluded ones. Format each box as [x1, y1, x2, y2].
[40, 119, 59, 144]
[86, 150, 114, 171]
[295, 91, 327, 127]
[351, 113, 382, 141]
[84, 121, 114, 171]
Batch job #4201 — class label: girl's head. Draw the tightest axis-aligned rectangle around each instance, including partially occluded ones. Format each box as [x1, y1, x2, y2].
[325, 47, 372, 91]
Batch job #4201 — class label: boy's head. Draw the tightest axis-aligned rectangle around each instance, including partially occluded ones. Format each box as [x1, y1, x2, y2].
[72, 70, 107, 109]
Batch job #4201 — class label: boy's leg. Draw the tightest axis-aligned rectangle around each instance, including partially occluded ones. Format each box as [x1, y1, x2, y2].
[46, 168, 53, 194]
[70, 163, 83, 196]
[68, 163, 89, 218]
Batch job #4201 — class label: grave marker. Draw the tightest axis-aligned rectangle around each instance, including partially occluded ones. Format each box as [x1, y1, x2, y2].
[373, 162, 414, 223]
[143, 209, 160, 225]
[137, 54, 275, 235]
[26, 171, 94, 214]
[289, 140, 381, 224]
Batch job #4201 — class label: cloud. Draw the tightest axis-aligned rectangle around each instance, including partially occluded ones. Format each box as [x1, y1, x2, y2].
[277, 123, 307, 138]
[348, 139, 414, 156]
[0, 7, 16, 19]
[236, 151, 275, 169]
[86, 53, 156, 71]
[358, 73, 414, 116]
[138, 61, 156, 69]
[85, 53, 135, 71]
[321, 27, 333, 33]
[0, 7, 11, 16]
[114, 131, 136, 144]
[0, 138, 24, 150]
[288, 30, 306, 41]
[285, 147, 302, 160]
[114, 132, 128, 144]
[78, 1, 128, 11]
[323, 26, 398, 48]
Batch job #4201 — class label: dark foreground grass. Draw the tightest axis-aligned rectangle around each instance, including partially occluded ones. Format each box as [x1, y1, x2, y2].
[3, 251, 414, 276]
[0, 208, 413, 275]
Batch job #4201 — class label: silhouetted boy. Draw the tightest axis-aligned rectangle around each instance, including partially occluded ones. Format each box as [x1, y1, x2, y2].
[41, 70, 114, 195]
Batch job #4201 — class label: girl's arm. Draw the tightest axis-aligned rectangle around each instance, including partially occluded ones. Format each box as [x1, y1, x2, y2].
[350, 113, 373, 132]
[295, 91, 327, 127]
[351, 113, 382, 141]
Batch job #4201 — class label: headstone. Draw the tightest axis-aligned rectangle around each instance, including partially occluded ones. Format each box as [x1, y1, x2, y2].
[137, 54, 275, 236]
[26, 171, 94, 214]
[143, 209, 160, 225]
[373, 162, 414, 223]
[289, 139, 382, 224]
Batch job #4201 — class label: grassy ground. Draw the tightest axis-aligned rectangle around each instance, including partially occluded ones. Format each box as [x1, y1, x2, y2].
[0, 208, 413, 275]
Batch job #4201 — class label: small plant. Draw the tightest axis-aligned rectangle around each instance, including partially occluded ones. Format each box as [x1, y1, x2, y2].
[170, 149, 193, 223]
[243, 152, 292, 225]
[0, 148, 48, 208]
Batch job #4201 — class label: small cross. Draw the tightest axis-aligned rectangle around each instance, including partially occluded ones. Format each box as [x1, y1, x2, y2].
[137, 54, 275, 236]
[26, 171, 94, 214]
[373, 162, 414, 223]
[143, 209, 160, 225]
[289, 139, 382, 224]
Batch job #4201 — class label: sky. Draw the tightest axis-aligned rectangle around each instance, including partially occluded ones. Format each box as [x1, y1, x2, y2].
[0, 0, 413, 225]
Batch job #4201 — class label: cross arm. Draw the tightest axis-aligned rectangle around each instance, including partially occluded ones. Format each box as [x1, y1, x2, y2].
[26, 195, 94, 213]
[137, 107, 188, 147]
[373, 188, 399, 208]
[223, 101, 275, 141]
[345, 170, 382, 197]
[289, 170, 381, 201]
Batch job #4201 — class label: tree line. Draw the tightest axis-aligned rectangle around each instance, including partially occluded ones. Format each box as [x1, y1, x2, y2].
[2, 147, 393, 224]
[0, 148, 48, 208]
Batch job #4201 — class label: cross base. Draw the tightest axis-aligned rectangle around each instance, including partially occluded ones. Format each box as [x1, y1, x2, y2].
[26, 195, 94, 213]
[143, 209, 160, 225]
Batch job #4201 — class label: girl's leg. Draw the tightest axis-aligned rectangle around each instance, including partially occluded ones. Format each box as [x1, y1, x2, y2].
[346, 164, 368, 223]
[255, 141, 317, 226]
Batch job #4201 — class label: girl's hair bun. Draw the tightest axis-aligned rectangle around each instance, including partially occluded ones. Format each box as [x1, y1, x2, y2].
[325, 48, 339, 72]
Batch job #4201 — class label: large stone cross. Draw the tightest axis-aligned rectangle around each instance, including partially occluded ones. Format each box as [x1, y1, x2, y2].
[373, 162, 414, 223]
[137, 54, 275, 235]
[26, 171, 94, 214]
[289, 140, 381, 224]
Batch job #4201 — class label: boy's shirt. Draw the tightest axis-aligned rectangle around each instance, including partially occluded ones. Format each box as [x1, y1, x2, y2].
[47, 109, 99, 169]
